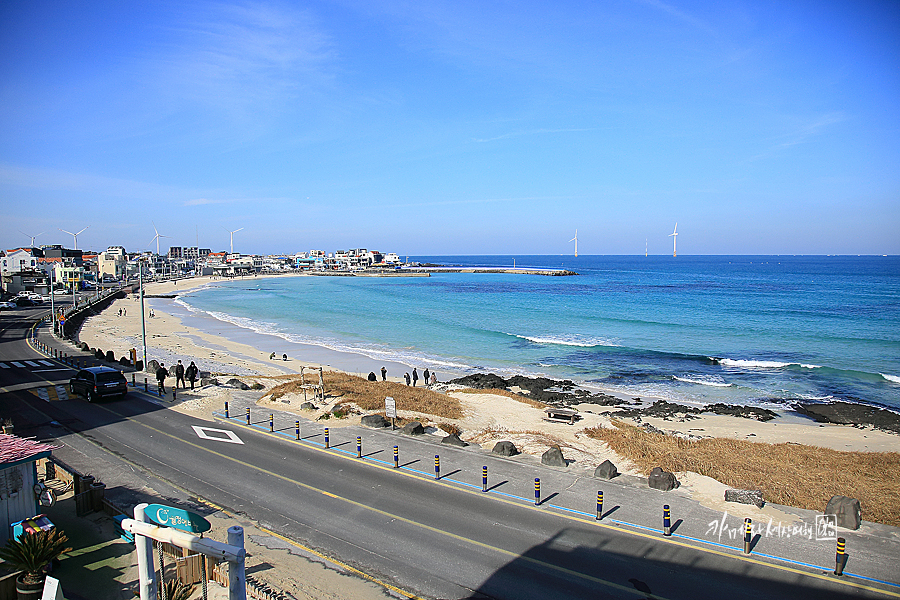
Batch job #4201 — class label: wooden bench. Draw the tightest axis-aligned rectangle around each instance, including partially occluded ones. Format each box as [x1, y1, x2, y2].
[543, 408, 578, 425]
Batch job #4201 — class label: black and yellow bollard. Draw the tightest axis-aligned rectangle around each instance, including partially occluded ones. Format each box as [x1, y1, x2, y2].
[144, 378, 148, 392]
[325, 427, 330, 448]
[357, 436, 362, 458]
[269, 414, 274, 432]
[132, 374, 136, 387]
[597, 491, 603, 520]
[393, 445, 399, 468]
[225, 401, 229, 419]
[663, 505, 672, 536]
[173, 388, 176, 401]
[834, 537, 846, 576]
[534, 478, 541, 505]
[482, 466, 488, 492]
[296, 421, 300, 440]
[246, 407, 250, 425]
[434, 455, 440, 479]
[743, 518, 752, 554]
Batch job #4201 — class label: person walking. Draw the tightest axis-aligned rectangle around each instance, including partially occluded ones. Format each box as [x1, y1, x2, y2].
[175, 360, 186, 389]
[423, 368, 430, 387]
[186, 361, 198, 390]
[412, 368, 418, 387]
[381, 366, 387, 381]
[155, 363, 168, 395]
[430, 372, 437, 386]
[404, 373, 411, 386]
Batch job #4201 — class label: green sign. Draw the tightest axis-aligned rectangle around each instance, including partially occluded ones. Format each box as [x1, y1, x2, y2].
[144, 504, 211, 534]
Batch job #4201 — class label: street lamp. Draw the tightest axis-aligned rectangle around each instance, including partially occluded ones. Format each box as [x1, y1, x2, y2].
[139, 258, 148, 371]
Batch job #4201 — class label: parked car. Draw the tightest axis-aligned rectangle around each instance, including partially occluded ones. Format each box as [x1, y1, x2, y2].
[69, 366, 128, 401]
[0, 301, 16, 310]
[14, 296, 35, 307]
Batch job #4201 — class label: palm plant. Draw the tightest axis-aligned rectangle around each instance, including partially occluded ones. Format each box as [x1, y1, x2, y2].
[162, 578, 194, 600]
[0, 529, 72, 585]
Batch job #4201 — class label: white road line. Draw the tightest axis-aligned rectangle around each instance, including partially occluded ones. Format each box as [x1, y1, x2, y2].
[191, 426, 244, 444]
[38, 360, 53, 366]
[24, 361, 40, 367]
[0, 363, 9, 369]
[33, 369, 70, 373]
[55, 385, 69, 401]
[36, 388, 50, 402]
[10, 362, 24, 368]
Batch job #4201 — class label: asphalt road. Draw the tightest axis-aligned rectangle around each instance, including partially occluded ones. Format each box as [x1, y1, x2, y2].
[1, 309, 898, 600]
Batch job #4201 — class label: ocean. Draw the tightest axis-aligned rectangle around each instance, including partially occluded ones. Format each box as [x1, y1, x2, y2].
[168, 255, 900, 411]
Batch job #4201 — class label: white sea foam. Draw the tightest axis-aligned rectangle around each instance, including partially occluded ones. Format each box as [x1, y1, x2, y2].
[673, 376, 733, 388]
[514, 334, 619, 347]
[881, 373, 900, 384]
[716, 358, 821, 370]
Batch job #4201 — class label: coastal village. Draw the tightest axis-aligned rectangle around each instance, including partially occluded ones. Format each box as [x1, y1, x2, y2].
[1, 244, 404, 297]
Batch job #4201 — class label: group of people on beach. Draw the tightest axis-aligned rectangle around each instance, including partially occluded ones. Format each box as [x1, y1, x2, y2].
[154, 359, 199, 394]
[367, 366, 438, 387]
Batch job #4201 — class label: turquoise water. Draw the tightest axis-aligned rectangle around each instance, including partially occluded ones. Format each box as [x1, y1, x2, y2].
[174, 256, 900, 410]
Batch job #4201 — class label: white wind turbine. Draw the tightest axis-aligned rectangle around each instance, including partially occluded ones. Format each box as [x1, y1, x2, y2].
[669, 223, 678, 257]
[59, 226, 89, 250]
[569, 230, 578, 257]
[20, 230, 45, 247]
[224, 227, 244, 254]
[149, 222, 171, 256]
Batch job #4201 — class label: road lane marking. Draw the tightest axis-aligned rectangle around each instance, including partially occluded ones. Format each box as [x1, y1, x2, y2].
[218, 415, 900, 598]
[38, 360, 53, 366]
[35, 388, 50, 402]
[24, 360, 39, 367]
[55, 385, 69, 401]
[89, 404, 900, 599]
[10, 361, 24, 368]
[0, 363, 9, 369]
[191, 426, 244, 444]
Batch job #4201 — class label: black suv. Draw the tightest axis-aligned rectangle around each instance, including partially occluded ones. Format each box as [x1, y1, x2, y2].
[69, 366, 128, 401]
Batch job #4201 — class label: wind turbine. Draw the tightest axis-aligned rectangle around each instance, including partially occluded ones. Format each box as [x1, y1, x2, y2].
[59, 226, 89, 250]
[224, 227, 244, 254]
[569, 230, 578, 257]
[20, 231, 45, 247]
[149, 222, 170, 256]
[669, 223, 678, 257]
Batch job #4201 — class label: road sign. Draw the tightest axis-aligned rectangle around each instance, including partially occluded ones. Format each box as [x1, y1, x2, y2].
[144, 503, 211, 534]
[385, 396, 396, 418]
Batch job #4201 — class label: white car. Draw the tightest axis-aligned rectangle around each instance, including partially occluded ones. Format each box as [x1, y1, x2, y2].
[0, 301, 16, 310]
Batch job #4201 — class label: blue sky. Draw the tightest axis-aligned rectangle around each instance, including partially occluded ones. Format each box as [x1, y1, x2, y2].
[1, 0, 898, 255]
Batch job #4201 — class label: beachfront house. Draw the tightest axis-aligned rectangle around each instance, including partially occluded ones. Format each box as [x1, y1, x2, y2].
[98, 246, 127, 281]
[0, 434, 55, 545]
[1, 249, 50, 295]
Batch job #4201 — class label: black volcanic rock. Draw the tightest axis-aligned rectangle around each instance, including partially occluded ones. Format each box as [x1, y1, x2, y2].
[794, 402, 900, 434]
[450, 373, 509, 390]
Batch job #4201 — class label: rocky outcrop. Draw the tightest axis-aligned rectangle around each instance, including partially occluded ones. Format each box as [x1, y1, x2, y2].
[401, 421, 425, 435]
[594, 460, 618, 479]
[725, 489, 765, 508]
[361, 414, 388, 428]
[541, 445, 567, 467]
[441, 434, 468, 447]
[795, 402, 900, 435]
[825, 495, 861, 530]
[648, 467, 679, 491]
[226, 378, 250, 390]
[492, 441, 519, 456]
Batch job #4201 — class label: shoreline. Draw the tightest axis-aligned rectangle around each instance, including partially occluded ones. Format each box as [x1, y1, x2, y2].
[73, 275, 900, 454]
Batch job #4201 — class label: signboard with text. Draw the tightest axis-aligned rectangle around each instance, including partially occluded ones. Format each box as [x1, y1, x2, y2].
[384, 397, 396, 418]
[144, 503, 211, 534]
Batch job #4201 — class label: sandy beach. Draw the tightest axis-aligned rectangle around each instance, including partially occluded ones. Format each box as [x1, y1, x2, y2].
[74, 274, 900, 597]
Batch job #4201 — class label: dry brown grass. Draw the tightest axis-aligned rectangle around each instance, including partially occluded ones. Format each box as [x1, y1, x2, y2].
[455, 388, 547, 409]
[585, 420, 900, 527]
[267, 372, 463, 419]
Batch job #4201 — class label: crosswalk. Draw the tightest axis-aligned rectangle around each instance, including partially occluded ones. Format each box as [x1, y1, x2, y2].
[33, 385, 70, 401]
[0, 359, 69, 372]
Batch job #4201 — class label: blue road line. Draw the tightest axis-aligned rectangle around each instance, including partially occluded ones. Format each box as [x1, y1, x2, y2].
[214, 412, 900, 590]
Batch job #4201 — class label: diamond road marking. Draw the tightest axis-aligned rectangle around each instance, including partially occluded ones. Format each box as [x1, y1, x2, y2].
[191, 426, 244, 445]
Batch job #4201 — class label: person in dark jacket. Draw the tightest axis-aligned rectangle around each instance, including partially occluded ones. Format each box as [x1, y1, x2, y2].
[175, 360, 186, 389]
[186, 361, 198, 390]
[423, 368, 430, 387]
[367, 371, 377, 382]
[155, 363, 168, 395]
[381, 366, 387, 381]
[404, 373, 411, 385]
[412, 368, 418, 387]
